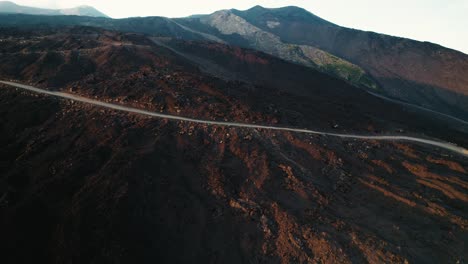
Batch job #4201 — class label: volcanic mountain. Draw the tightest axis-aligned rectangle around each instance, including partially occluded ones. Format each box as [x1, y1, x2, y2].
[1, 5, 466, 120]
[0, 1, 108, 17]
[178, 6, 468, 120]
[0, 26, 467, 264]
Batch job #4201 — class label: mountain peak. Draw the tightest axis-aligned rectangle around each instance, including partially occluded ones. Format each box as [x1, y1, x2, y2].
[250, 5, 266, 10]
[0, 1, 17, 6]
[245, 5, 307, 13]
[60, 5, 108, 17]
[0, 1, 108, 17]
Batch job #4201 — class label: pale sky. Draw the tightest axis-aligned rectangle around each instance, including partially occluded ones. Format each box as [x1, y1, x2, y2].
[12, 0, 468, 54]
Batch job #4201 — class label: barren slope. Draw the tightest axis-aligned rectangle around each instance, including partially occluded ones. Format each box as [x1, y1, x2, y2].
[0, 27, 467, 264]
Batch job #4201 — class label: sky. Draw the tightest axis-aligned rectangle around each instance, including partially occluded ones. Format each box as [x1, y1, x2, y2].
[11, 0, 468, 54]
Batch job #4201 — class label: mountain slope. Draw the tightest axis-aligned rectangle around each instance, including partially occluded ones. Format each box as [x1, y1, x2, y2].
[174, 6, 468, 120]
[224, 6, 468, 118]
[1, 6, 465, 120]
[0, 1, 108, 17]
[0, 26, 467, 264]
[0, 7, 468, 120]
[178, 10, 378, 90]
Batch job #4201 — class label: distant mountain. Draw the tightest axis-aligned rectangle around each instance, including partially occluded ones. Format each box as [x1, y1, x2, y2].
[179, 8, 378, 90]
[0, 1, 108, 17]
[179, 6, 468, 120]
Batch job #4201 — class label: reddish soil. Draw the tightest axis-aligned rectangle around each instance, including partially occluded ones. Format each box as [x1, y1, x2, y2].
[0, 27, 467, 263]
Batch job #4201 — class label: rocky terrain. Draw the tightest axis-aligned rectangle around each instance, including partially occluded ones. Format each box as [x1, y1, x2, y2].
[0, 26, 467, 264]
[1, 5, 467, 121]
[182, 6, 468, 120]
[179, 9, 378, 90]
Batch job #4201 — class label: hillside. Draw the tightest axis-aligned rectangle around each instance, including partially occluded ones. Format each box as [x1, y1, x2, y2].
[0, 6, 467, 121]
[0, 26, 467, 264]
[181, 6, 468, 120]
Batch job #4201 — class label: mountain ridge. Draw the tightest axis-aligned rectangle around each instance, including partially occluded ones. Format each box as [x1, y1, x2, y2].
[180, 5, 468, 120]
[231, 5, 465, 54]
[0, 1, 108, 17]
[0, 4, 467, 118]
[0, 26, 467, 263]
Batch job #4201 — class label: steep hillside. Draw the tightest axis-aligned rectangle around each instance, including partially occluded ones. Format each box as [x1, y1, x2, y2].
[0, 27, 467, 264]
[2, 8, 467, 121]
[0, 26, 466, 140]
[178, 11, 378, 90]
[178, 6, 468, 120]
[226, 6, 468, 119]
[0, 6, 468, 121]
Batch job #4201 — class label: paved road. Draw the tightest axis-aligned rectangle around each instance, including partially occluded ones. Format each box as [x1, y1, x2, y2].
[1, 80, 467, 157]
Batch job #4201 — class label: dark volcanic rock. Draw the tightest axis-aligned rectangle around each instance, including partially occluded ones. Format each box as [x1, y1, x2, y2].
[2, 8, 468, 120]
[0, 27, 467, 264]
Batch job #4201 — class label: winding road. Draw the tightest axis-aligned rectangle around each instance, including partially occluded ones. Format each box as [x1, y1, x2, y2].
[1, 80, 468, 157]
